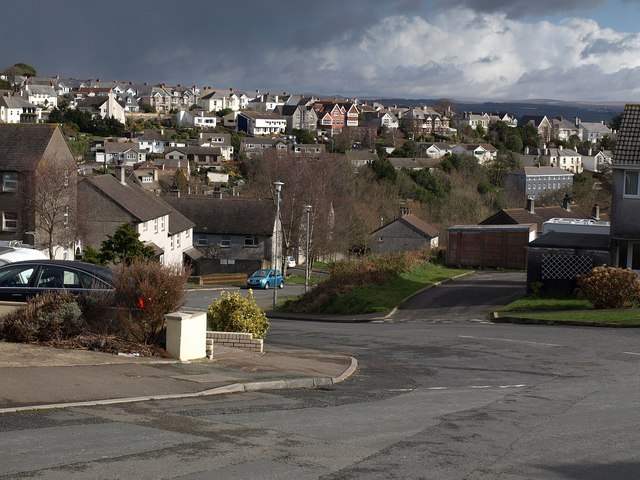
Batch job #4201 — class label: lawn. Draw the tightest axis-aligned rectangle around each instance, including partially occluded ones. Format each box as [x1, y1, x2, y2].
[498, 296, 640, 326]
[321, 263, 469, 314]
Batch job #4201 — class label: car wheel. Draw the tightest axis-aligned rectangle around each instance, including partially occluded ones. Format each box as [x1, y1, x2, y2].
[264, 282, 270, 289]
[278, 282, 284, 289]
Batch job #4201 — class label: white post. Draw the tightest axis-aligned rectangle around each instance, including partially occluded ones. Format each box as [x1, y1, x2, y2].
[304, 204, 312, 293]
[273, 181, 284, 309]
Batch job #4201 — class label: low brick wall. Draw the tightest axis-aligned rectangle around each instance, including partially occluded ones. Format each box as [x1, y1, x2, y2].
[206, 331, 263, 358]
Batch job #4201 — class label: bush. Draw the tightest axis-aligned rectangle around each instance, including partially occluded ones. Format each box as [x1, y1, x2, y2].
[576, 265, 640, 309]
[207, 290, 269, 339]
[0, 291, 83, 343]
[111, 260, 191, 345]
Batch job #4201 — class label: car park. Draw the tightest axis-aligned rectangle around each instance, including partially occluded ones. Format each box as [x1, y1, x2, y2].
[0, 260, 116, 302]
[247, 268, 284, 289]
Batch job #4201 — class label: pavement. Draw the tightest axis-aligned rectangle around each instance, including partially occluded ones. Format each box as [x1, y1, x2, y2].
[0, 321, 358, 414]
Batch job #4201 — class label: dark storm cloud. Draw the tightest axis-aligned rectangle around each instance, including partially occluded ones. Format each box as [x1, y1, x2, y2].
[433, 0, 602, 18]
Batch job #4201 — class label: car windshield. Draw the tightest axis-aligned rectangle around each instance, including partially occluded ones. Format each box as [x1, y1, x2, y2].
[251, 269, 271, 278]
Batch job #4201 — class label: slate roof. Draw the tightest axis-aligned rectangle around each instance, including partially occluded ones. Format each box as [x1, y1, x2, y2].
[165, 196, 275, 236]
[0, 124, 58, 170]
[613, 104, 640, 165]
[370, 213, 438, 239]
[519, 166, 574, 176]
[0, 95, 36, 108]
[481, 204, 607, 231]
[387, 157, 440, 169]
[79, 173, 179, 225]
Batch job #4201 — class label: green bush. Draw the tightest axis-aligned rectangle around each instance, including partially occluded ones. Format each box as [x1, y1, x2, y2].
[576, 265, 640, 309]
[207, 290, 269, 339]
[0, 291, 83, 343]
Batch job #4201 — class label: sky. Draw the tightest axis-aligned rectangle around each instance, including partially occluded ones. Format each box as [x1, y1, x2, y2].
[3, 0, 640, 102]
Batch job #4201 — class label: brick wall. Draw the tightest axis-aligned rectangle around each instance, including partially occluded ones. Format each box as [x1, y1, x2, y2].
[206, 331, 263, 358]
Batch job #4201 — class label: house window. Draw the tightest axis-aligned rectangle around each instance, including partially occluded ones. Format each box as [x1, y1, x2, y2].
[220, 236, 231, 248]
[2, 212, 17, 231]
[244, 236, 259, 247]
[142, 221, 148, 231]
[176, 233, 181, 248]
[154, 218, 159, 233]
[624, 170, 640, 197]
[2, 172, 18, 192]
[170, 235, 174, 250]
[618, 241, 640, 271]
[197, 235, 208, 246]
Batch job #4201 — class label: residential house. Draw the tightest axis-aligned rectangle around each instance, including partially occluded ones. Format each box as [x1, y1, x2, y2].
[164, 196, 278, 275]
[552, 117, 582, 141]
[291, 144, 326, 157]
[0, 94, 41, 123]
[175, 109, 218, 129]
[314, 101, 359, 135]
[520, 115, 553, 143]
[451, 143, 498, 164]
[582, 149, 613, 172]
[135, 128, 176, 154]
[95, 140, 147, 166]
[489, 112, 518, 127]
[387, 157, 440, 171]
[537, 146, 583, 174]
[609, 103, 640, 272]
[198, 132, 234, 160]
[369, 213, 439, 255]
[240, 137, 288, 158]
[138, 86, 172, 114]
[345, 150, 377, 168]
[199, 89, 229, 112]
[248, 92, 287, 112]
[77, 170, 194, 267]
[21, 84, 58, 110]
[275, 103, 319, 132]
[508, 166, 574, 200]
[417, 142, 453, 158]
[76, 91, 126, 124]
[457, 112, 490, 131]
[399, 107, 450, 137]
[164, 146, 223, 170]
[480, 196, 606, 234]
[580, 120, 613, 143]
[0, 124, 77, 257]
[361, 110, 399, 130]
[237, 111, 286, 135]
[131, 161, 162, 194]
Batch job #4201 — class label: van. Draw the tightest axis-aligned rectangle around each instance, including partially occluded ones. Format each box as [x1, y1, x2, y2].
[0, 242, 47, 266]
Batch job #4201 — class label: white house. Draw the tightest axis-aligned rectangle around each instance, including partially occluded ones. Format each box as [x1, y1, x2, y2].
[21, 84, 58, 110]
[176, 109, 218, 129]
[581, 121, 613, 143]
[0, 95, 41, 123]
[237, 111, 286, 135]
[451, 143, 498, 164]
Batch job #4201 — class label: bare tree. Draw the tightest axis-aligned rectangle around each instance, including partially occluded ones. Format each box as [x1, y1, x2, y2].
[30, 153, 77, 258]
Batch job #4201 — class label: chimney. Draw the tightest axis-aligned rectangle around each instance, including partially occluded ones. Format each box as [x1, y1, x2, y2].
[562, 193, 572, 211]
[592, 204, 600, 220]
[588, 146, 593, 156]
[526, 196, 535, 214]
[119, 166, 126, 185]
[575, 117, 580, 127]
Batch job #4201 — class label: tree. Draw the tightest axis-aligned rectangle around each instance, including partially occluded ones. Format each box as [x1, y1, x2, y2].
[31, 155, 77, 258]
[97, 224, 155, 265]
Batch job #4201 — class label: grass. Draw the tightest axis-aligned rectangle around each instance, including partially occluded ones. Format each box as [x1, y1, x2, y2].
[498, 295, 640, 326]
[321, 263, 469, 314]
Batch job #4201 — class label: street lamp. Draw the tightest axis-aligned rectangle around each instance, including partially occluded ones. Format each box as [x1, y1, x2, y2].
[304, 205, 312, 293]
[273, 181, 284, 309]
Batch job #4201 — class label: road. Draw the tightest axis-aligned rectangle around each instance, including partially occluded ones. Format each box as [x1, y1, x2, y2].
[3, 271, 640, 479]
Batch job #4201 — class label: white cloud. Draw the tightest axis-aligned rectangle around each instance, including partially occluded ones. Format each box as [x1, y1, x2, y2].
[256, 7, 640, 101]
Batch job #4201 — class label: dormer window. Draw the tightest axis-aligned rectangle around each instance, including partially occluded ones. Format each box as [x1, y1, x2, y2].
[1, 172, 18, 192]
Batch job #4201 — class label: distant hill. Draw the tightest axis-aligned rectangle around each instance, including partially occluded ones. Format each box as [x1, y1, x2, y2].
[368, 98, 625, 124]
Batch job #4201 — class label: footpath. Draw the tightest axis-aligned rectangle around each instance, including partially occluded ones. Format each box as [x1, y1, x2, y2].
[0, 319, 359, 413]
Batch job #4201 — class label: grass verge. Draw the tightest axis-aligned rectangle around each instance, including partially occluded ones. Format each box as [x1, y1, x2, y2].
[321, 263, 469, 314]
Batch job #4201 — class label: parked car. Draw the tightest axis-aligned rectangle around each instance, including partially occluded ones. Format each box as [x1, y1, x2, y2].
[286, 256, 296, 268]
[0, 242, 47, 266]
[0, 260, 116, 302]
[247, 268, 284, 289]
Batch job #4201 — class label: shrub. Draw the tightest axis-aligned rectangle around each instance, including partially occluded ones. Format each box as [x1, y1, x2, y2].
[207, 290, 269, 339]
[0, 291, 83, 343]
[111, 260, 191, 345]
[576, 265, 640, 309]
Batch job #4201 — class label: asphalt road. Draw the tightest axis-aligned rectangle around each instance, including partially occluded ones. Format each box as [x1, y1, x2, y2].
[3, 270, 640, 479]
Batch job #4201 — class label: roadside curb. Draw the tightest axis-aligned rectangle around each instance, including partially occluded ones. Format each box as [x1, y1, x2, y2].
[491, 311, 640, 328]
[0, 357, 359, 414]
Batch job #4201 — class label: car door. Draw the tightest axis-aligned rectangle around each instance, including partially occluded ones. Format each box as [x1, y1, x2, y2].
[0, 264, 39, 301]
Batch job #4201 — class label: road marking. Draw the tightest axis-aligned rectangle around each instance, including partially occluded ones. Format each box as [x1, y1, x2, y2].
[427, 384, 527, 391]
[623, 351, 640, 356]
[459, 335, 562, 347]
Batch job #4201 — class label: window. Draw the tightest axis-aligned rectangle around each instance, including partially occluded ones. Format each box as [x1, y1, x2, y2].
[160, 216, 165, 231]
[197, 235, 208, 246]
[170, 235, 174, 250]
[624, 170, 640, 197]
[143, 221, 148, 231]
[2, 212, 17, 231]
[220, 236, 231, 248]
[2, 172, 18, 192]
[244, 236, 259, 247]
[154, 218, 159, 233]
[176, 233, 181, 248]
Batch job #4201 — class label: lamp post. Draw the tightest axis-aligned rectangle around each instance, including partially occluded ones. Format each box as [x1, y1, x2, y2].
[304, 205, 312, 293]
[273, 181, 284, 309]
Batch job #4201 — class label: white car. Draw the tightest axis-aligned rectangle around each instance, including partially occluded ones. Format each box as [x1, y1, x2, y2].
[0, 242, 47, 266]
[286, 256, 296, 268]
